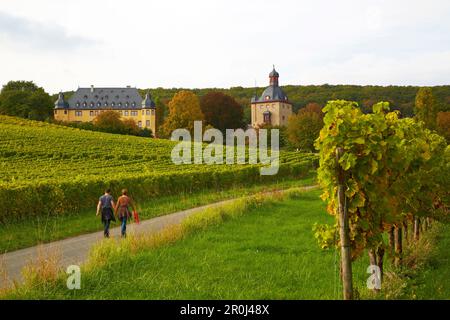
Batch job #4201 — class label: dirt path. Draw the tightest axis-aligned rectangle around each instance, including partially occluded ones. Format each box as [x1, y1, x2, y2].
[0, 185, 317, 289]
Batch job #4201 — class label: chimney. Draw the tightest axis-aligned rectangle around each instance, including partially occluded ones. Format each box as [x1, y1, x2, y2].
[126, 85, 131, 88]
[90, 85, 94, 93]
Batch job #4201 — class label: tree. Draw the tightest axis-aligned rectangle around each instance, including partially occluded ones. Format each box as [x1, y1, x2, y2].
[300, 102, 323, 119]
[162, 90, 204, 136]
[93, 110, 126, 133]
[0, 86, 52, 121]
[1, 80, 39, 92]
[200, 91, 244, 133]
[414, 87, 437, 129]
[286, 108, 323, 151]
[436, 111, 450, 142]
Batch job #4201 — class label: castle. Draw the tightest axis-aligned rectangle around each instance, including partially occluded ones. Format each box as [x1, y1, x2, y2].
[54, 86, 157, 135]
[54, 67, 291, 137]
[250, 67, 292, 127]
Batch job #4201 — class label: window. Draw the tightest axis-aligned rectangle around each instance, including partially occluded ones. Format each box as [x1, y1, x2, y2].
[95, 111, 99, 116]
[138, 121, 142, 128]
[263, 111, 271, 124]
[90, 102, 94, 107]
[104, 102, 108, 106]
[146, 110, 150, 115]
[76, 102, 80, 107]
[125, 102, 129, 107]
[142, 110, 144, 115]
[75, 111, 82, 117]
[90, 111, 94, 116]
[118, 102, 122, 107]
[83, 102, 87, 107]
[111, 102, 115, 107]
[265, 95, 270, 100]
[146, 120, 150, 127]
[132, 102, 136, 107]
[119, 111, 123, 116]
[131, 111, 138, 116]
[124, 111, 129, 116]
[54, 110, 57, 114]
[151, 109, 155, 115]
[64, 110, 68, 115]
[97, 102, 101, 107]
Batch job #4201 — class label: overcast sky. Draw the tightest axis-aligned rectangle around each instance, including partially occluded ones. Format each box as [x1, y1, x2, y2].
[0, 0, 449, 94]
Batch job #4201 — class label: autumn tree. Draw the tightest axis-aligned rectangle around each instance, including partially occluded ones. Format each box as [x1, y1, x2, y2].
[93, 111, 125, 132]
[162, 90, 204, 136]
[286, 103, 324, 151]
[414, 87, 437, 129]
[200, 91, 244, 133]
[436, 111, 450, 142]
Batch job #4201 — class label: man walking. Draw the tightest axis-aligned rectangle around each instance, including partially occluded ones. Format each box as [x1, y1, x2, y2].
[96, 188, 116, 238]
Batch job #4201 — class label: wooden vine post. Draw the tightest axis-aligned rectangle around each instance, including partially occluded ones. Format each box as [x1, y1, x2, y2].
[336, 147, 354, 300]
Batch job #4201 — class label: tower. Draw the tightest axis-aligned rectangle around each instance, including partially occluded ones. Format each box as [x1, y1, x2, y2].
[250, 66, 292, 127]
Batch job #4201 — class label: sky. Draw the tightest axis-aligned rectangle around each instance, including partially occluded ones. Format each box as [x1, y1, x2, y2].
[0, 0, 449, 94]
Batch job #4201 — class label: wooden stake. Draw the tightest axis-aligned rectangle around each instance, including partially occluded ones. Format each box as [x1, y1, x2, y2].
[336, 147, 353, 300]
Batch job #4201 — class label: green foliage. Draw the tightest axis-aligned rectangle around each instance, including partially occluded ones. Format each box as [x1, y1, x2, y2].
[0, 116, 317, 222]
[414, 87, 437, 130]
[286, 106, 324, 151]
[0, 82, 53, 121]
[315, 100, 448, 260]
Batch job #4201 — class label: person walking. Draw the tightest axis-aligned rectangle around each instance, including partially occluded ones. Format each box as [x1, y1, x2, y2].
[96, 188, 116, 238]
[115, 189, 137, 238]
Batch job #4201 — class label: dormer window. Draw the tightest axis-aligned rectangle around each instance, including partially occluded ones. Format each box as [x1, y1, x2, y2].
[118, 102, 122, 107]
[97, 102, 101, 107]
[90, 102, 94, 107]
[111, 102, 115, 107]
[83, 102, 87, 107]
[125, 102, 129, 107]
[265, 95, 270, 100]
[104, 102, 108, 106]
[76, 102, 80, 107]
[132, 102, 136, 107]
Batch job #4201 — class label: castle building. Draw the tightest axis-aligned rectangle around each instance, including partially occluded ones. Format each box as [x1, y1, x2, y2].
[250, 67, 292, 127]
[54, 86, 157, 135]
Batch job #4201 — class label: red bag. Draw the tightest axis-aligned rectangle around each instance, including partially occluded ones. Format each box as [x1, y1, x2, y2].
[133, 210, 140, 224]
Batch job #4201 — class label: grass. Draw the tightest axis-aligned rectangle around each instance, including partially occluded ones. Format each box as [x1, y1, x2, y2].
[2, 188, 371, 299]
[0, 176, 315, 253]
[2, 187, 447, 300]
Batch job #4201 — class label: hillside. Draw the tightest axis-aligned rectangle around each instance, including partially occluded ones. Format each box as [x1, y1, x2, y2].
[0, 116, 316, 221]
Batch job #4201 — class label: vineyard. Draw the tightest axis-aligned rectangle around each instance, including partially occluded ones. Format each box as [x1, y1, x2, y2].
[314, 100, 449, 299]
[0, 116, 317, 222]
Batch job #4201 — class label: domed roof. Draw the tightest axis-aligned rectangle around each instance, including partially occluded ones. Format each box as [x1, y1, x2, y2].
[259, 86, 288, 102]
[269, 67, 279, 77]
[54, 92, 68, 109]
[142, 91, 155, 109]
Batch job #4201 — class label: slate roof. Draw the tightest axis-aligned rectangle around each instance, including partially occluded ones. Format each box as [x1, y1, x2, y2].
[251, 68, 289, 103]
[60, 87, 151, 109]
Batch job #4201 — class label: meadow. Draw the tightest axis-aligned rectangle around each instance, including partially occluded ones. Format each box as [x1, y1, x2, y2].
[4, 188, 447, 299]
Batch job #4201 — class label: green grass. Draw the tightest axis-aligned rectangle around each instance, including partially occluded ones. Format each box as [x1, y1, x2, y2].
[0, 177, 315, 253]
[3, 188, 449, 300]
[4, 188, 377, 299]
[399, 222, 450, 300]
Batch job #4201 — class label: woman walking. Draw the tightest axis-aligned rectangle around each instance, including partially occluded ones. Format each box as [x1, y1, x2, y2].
[115, 189, 137, 238]
[96, 188, 116, 238]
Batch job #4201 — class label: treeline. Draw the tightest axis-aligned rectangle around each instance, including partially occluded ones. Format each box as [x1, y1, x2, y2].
[57, 84, 450, 123]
